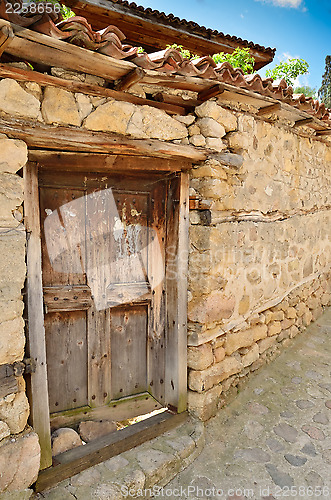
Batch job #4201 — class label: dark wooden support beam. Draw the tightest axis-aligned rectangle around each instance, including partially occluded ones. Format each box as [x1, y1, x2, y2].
[0, 117, 206, 161]
[198, 84, 225, 102]
[257, 102, 281, 116]
[315, 129, 331, 136]
[113, 67, 146, 91]
[35, 411, 188, 492]
[0, 25, 14, 57]
[293, 117, 314, 128]
[154, 92, 199, 109]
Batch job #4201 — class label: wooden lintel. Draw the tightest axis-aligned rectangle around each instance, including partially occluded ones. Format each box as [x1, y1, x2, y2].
[114, 67, 145, 91]
[293, 117, 314, 128]
[0, 117, 206, 161]
[0, 63, 185, 116]
[0, 25, 14, 57]
[257, 102, 281, 116]
[198, 84, 225, 102]
[35, 411, 188, 492]
[154, 92, 199, 109]
[315, 129, 331, 136]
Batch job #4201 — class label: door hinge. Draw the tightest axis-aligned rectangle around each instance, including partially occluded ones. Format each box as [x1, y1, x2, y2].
[13, 358, 37, 376]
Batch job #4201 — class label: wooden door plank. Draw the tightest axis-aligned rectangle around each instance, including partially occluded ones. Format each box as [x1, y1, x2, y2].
[35, 411, 188, 493]
[165, 173, 189, 412]
[45, 311, 88, 413]
[23, 162, 52, 469]
[147, 181, 167, 404]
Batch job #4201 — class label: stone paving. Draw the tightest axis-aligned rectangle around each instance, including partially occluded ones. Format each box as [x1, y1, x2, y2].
[35, 308, 331, 500]
[166, 308, 331, 500]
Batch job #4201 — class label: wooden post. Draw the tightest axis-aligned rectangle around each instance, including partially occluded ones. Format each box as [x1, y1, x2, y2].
[24, 163, 52, 469]
[165, 172, 189, 412]
[0, 25, 14, 57]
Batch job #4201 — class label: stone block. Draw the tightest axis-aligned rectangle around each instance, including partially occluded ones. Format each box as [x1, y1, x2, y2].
[302, 310, 313, 326]
[280, 318, 295, 330]
[0, 173, 24, 227]
[84, 100, 135, 134]
[188, 124, 201, 136]
[0, 317, 25, 365]
[78, 420, 117, 442]
[285, 307, 297, 319]
[189, 134, 206, 147]
[0, 388, 29, 434]
[258, 336, 276, 354]
[0, 79, 41, 120]
[311, 306, 323, 322]
[0, 421, 10, 441]
[225, 324, 268, 355]
[205, 137, 226, 151]
[129, 105, 188, 140]
[188, 291, 235, 324]
[0, 431, 40, 492]
[187, 344, 214, 371]
[0, 136, 28, 174]
[51, 428, 83, 456]
[75, 93, 93, 120]
[295, 302, 307, 317]
[321, 293, 331, 306]
[196, 118, 226, 138]
[306, 296, 319, 310]
[175, 114, 195, 126]
[289, 325, 299, 338]
[41, 87, 80, 126]
[241, 343, 259, 367]
[213, 346, 225, 363]
[195, 101, 237, 132]
[0, 300, 24, 324]
[189, 356, 242, 393]
[187, 385, 222, 421]
[277, 330, 290, 342]
[268, 321, 282, 337]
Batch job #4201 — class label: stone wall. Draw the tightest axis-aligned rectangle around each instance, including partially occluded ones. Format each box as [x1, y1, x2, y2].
[0, 73, 330, 491]
[186, 102, 331, 420]
[0, 133, 40, 494]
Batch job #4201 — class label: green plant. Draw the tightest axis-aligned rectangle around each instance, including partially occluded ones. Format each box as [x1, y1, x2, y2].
[265, 58, 309, 87]
[294, 86, 317, 98]
[166, 44, 197, 60]
[212, 47, 255, 74]
[318, 55, 331, 108]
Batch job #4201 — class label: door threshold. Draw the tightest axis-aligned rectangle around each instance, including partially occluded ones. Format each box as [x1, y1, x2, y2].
[35, 410, 188, 493]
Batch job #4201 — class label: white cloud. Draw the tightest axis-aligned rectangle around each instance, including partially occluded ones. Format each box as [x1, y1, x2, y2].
[256, 0, 303, 8]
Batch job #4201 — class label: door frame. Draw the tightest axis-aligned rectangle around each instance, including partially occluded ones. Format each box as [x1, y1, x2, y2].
[24, 152, 189, 469]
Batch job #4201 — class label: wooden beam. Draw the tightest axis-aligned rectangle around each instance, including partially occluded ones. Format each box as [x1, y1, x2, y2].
[165, 173, 189, 413]
[0, 25, 14, 57]
[257, 102, 282, 116]
[293, 117, 314, 128]
[198, 84, 225, 102]
[0, 117, 206, 161]
[28, 151, 192, 172]
[0, 18, 135, 81]
[315, 129, 331, 136]
[114, 67, 145, 91]
[0, 63, 186, 115]
[23, 162, 52, 470]
[35, 411, 188, 492]
[0, 364, 18, 399]
[154, 92, 199, 109]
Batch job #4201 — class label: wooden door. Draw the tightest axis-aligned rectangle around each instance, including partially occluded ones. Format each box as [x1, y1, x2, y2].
[38, 171, 167, 422]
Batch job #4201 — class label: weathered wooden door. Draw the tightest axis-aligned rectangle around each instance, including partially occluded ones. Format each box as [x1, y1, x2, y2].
[39, 170, 168, 422]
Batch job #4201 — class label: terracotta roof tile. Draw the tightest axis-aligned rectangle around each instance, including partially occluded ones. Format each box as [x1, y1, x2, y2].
[1, 8, 330, 125]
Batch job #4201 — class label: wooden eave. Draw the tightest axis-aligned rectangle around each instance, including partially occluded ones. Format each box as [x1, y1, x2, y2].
[0, 19, 330, 139]
[64, 0, 274, 70]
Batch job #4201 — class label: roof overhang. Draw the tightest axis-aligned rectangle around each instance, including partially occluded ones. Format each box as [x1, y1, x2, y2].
[65, 0, 275, 70]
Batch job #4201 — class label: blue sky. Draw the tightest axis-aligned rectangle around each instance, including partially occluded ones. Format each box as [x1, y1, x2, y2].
[136, 0, 331, 92]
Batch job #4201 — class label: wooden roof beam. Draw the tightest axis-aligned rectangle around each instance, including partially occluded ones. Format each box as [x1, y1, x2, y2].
[293, 117, 314, 128]
[257, 102, 282, 116]
[0, 25, 14, 57]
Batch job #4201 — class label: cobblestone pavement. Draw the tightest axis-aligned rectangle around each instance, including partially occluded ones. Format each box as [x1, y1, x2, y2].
[165, 308, 331, 500]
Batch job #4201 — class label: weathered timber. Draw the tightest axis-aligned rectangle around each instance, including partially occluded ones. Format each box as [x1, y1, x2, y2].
[257, 102, 282, 116]
[0, 63, 186, 115]
[0, 364, 18, 398]
[114, 67, 145, 91]
[154, 92, 199, 108]
[23, 162, 52, 469]
[189, 197, 212, 211]
[29, 151, 192, 172]
[207, 152, 244, 169]
[293, 117, 314, 127]
[316, 129, 331, 136]
[0, 25, 14, 57]
[0, 19, 135, 81]
[165, 173, 189, 413]
[198, 84, 225, 102]
[0, 117, 205, 160]
[43, 286, 92, 312]
[50, 392, 162, 430]
[35, 411, 188, 492]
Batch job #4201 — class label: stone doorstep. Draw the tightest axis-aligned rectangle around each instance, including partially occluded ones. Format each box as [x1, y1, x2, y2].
[33, 417, 204, 499]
